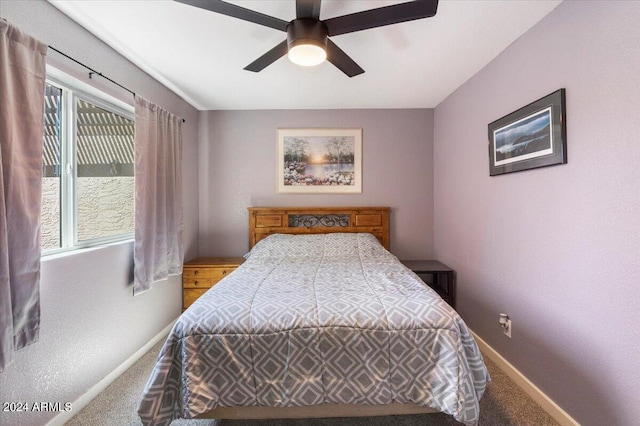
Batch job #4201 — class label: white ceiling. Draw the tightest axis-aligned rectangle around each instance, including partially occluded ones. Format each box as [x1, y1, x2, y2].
[49, 0, 562, 110]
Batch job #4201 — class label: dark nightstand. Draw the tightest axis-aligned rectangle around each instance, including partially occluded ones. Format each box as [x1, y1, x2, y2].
[401, 260, 456, 310]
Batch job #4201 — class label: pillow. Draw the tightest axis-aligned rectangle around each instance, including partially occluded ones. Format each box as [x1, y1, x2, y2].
[243, 233, 293, 259]
[243, 232, 387, 260]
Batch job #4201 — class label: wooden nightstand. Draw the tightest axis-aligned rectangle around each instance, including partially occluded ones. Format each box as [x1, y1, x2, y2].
[182, 257, 244, 311]
[401, 260, 456, 310]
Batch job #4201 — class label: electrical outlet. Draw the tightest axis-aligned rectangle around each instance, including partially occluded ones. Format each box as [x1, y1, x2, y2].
[503, 319, 512, 338]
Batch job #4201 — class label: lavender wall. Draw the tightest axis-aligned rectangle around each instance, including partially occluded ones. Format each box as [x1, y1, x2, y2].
[199, 109, 434, 260]
[0, 1, 199, 424]
[433, 2, 640, 425]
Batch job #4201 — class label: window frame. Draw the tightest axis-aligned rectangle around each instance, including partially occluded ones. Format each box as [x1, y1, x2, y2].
[42, 66, 135, 257]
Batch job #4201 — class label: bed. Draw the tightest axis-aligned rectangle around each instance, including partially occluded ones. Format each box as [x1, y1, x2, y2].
[138, 207, 489, 426]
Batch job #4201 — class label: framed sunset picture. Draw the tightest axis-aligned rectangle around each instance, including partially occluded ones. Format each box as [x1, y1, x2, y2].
[277, 128, 362, 193]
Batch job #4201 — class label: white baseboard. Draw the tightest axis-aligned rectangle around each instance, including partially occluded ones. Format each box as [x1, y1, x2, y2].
[45, 319, 178, 426]
[471, 331, 580, 426]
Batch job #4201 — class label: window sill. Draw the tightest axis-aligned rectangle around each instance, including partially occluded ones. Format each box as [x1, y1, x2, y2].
[41, 237, 134, 262]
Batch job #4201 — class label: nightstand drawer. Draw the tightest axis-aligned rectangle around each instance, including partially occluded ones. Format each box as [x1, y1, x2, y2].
[183, 288, 208, 310]
[182, 257, 245, 311]
[182, 276, 214, 289]
[183, 267, 233, 284]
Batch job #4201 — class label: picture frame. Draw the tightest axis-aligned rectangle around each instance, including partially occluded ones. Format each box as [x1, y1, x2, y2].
[488, 89, 566, 176]
[277, 128, 362, 193]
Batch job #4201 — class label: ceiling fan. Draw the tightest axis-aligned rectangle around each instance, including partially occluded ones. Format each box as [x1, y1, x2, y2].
[175, 0, 439, 77]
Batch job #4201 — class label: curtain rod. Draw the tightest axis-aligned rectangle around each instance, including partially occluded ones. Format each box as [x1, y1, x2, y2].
[48, 45, 186, 123]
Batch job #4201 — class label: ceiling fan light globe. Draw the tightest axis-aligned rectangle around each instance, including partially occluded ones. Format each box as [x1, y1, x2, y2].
[288, 44, 327, 67]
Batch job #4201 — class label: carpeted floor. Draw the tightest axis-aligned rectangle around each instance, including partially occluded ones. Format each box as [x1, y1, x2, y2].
[66, 337, 558, 426]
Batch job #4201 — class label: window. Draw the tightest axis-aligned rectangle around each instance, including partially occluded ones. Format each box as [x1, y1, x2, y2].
[42, 68, 135, 254]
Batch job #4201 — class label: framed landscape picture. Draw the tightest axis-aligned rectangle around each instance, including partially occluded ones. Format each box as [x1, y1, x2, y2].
[488, 89, 566, 176]
[277, 128, 362, 193]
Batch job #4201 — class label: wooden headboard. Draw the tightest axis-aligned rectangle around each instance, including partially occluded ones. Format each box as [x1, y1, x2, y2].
[248, 207, 390, 250]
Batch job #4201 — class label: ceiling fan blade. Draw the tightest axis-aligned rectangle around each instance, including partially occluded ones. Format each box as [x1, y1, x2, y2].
[296, 0, 322, 19]
[326, 39, 364, 78]
[324, 0, 438, 37]
[244, 40, 289, 72]
[175, 0, 288, 32]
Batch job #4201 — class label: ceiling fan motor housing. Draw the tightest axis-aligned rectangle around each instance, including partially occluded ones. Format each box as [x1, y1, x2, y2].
[287, 18, 328, 50]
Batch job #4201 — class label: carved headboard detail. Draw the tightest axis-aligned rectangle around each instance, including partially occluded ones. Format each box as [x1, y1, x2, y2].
[248, 207, 390, 250]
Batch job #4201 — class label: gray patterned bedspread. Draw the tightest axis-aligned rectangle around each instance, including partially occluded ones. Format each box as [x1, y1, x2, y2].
[138, 233, 489, 425]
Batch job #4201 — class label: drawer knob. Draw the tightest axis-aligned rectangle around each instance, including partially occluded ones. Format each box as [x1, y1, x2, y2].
[194, 280, 199, 286]
[222, 270, 227, 275]
[194, 270, 199, 275]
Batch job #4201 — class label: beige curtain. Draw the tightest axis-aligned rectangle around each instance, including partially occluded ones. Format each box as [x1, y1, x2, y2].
[133, 96, 183, 295]
[0, 20, 47, 372]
